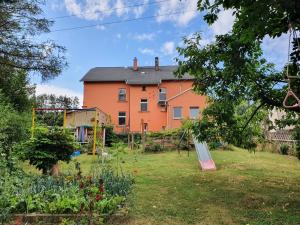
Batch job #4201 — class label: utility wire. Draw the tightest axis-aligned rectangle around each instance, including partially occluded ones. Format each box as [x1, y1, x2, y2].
[51, 9, 198, 33]
[49, 0, 172, 20]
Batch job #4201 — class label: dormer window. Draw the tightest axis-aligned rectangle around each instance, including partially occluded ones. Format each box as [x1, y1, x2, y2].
[119, 88, 126, 101]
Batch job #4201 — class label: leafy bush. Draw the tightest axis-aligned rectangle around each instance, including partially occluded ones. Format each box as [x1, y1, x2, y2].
[0, 92, 30, 175]
[21, 126, 77, 174]
[104, 125, 118, 147]
[280, 145, 289, 155]
[100, 167, 134, 197]
[294, 126, 300, 160]
[144, 142, 163, 153]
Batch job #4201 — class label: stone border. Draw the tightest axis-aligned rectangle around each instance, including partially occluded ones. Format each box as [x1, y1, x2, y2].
[11, 213, 104, 224]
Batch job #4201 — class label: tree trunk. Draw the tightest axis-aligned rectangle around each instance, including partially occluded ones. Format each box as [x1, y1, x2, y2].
[51, 163, 59, 176]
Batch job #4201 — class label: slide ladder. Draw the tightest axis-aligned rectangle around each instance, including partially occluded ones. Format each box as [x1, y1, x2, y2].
[193, 138, 216, 171]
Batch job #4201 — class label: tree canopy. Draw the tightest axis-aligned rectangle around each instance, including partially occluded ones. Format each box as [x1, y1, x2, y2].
[175, 0, 300, 148]
[0, 0, 67, 80]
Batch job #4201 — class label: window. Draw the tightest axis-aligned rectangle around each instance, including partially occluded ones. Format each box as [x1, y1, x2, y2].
[140, 99, 148, 112]
[118, 112, 126, 125]
[118, 88, 126, 101]
[142, 86, 146, 91]
[159, 88, 166, 101]
[189, 107, 200, 119]
[173, 107, 182, 119]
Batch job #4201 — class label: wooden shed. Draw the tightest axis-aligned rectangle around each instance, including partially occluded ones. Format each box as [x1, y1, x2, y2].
[65, 108, 110, 143]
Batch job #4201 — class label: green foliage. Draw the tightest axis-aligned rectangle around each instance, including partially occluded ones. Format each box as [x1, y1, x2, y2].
[0, 0, 67, 80]
[293, 126, 300, 159]
[147, 128, 180, 139]
[33, 94, 80, 126]
[99, 167, 134, 198]
[104, 125, 118, 147]
[280, 145, 289, 155]
[176, 1, 300, 151]
[189, 100, 267, 149]
[0, 69, 34, 112]
[22, 126, 77, 174]
[144, 142, 163, 153]
[0, 92, 30, 175]
[197, 0, 299, 41]
[0, 164, 133, 223]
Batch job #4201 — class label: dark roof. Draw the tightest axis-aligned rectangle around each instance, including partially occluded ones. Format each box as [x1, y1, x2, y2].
[80, 66, 193, 85]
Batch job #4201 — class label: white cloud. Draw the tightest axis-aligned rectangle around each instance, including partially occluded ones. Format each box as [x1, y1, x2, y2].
[64, 0, 82, 16]
[210, 9, 235, 35]
[36, 84, 83, 107]
[63, 0, 198, 27]
[161, 41, 175, 55]
[64, 0, 147, 21]
[138, 48, 155, 55]
[115, 0, 128, 17]
[156, 0, 198, 26]
[64, 0, 112, 20]
[133, 33, 156, 41]
[132, 0, 149, 18]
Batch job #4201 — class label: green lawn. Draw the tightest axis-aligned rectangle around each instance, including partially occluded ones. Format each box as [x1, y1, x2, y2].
[56, 148, 300, 225]
[25, 148, 300, 224]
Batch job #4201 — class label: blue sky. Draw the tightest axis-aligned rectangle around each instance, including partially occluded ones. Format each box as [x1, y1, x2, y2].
[34, 0, 288, 105]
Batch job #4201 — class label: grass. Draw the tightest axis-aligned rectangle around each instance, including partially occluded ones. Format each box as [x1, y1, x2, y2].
[25, 148, 300, 225]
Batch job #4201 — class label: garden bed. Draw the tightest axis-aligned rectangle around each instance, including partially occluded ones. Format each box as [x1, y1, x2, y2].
[1, 162, 133, 225]
[13, 213, 102, 224]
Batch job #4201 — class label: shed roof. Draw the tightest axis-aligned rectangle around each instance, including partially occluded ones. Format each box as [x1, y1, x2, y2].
[80, 66, 193, 84]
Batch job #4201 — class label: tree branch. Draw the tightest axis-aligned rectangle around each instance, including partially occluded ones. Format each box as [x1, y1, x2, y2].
[241, 102, 265, 132]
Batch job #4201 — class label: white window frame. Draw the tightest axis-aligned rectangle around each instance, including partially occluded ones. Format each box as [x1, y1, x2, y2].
[140, 99, 148, 112]
[119, 88, 126, 101]
[173, 107, 182, 119]
[159, 88, 166, 101]
[118, 112, 126, 126]
[189, 107, 200, 119]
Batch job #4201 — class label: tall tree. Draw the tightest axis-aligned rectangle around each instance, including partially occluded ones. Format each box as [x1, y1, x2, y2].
[34, 94, 79, 126]
[0, 0, 67, 80]
[0, 67, 34, 111]
[175, 1, 300, 148]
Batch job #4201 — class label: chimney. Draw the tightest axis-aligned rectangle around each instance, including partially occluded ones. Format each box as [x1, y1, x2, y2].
[155, 57, 159, 71]
[133, 57, 138, 71]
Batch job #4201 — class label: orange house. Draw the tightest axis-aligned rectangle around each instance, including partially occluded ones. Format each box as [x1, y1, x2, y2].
[81, 57, 207, 133]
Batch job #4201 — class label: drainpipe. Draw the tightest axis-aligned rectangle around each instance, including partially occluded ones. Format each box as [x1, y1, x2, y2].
[128, 85, 130, 132]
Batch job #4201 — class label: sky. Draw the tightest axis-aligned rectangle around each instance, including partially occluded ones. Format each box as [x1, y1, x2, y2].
[34, 0, 289, 106]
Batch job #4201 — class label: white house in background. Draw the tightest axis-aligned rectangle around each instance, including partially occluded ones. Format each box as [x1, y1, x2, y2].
[266, 108, 295, 142]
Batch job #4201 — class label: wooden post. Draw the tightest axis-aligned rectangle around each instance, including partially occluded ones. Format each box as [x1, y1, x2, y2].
[128, 132, 131, 149]
[92, 111, 97, 156]
[63, 109, 67, 131]
[141, 119, 145, 151]
[31, 108, 35, 138]
[51, 164, 59, 176]
[102, 127, 106, 164]
[187, 129, 190, 157]
[131, 133, 134, 150]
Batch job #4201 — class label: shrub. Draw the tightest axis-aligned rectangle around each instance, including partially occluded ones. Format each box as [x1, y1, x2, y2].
[0, 92, 30, 175]
[22, 126, 77, 174]
[280, 145, 289, 155]
[144, 142, 163, 153]
[294, 126, 300, 160]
